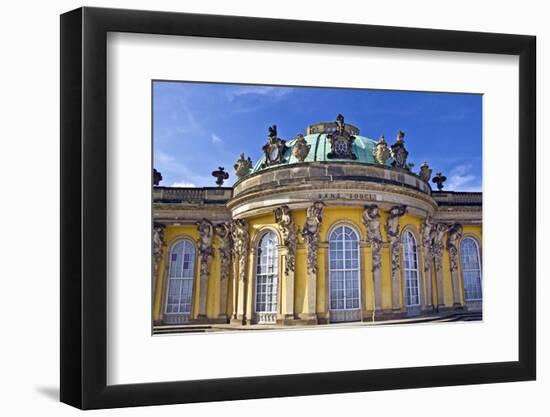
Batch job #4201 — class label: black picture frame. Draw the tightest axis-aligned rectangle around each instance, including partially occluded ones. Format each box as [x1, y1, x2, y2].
[60, 6, 536, 410]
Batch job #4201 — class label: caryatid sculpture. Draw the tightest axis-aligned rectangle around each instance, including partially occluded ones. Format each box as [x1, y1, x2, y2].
[196, 219, 215, 318]
[274, 205, 298, 276]
[301, 201, 325, 274]
[446, 223, 464, 272]
[420, 216, 435, 308]
[362, 205, 383, 271]
[385, 205, 408, 273]
[433, 222, 452, 271]
[386, 205, 407, 310]
[446, 222, 464, 307]
[215, 222, 233, 279]
[196, 219, 215, 277]
[152, 223, 165, 278]
[231, 219, 249, 282]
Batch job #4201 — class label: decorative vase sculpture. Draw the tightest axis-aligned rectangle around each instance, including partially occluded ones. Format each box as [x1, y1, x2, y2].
[292, 134, 311, 162]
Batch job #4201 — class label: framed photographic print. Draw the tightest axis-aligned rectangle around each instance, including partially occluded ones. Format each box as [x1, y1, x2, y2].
[60, 6, 536, 410]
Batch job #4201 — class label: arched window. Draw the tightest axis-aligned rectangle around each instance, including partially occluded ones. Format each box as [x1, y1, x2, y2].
[329, 225, 360, 316]
[255, 231, 279, 315]
[460, 237, 482, 301]
[165, 239, 196, 315]
[402, 230, 420, 306]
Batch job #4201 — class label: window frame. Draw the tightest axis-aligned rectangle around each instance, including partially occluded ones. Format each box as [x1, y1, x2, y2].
[254, 230, 280, 315]
[328, 224, 362, 312]
[402, 229, 421, 307]
[460, 236, 483, 301]
[164, 237, 197, 316]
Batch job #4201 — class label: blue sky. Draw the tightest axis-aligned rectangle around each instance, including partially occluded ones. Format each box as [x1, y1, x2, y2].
[153, 81, 482, 191]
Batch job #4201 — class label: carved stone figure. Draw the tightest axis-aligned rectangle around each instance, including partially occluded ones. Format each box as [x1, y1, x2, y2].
[420, 216, 434, 263]
[234, 153, 253, 179]
[152, 223, 165, 277]
[446, 223, 464, 272]
[390, 130, 409, 170]
[301, 201, 325, 274]
[385, 205, 407, 272]
[274, 205, 298, 275]
[231, 219, 249, 282]
[196, 219, 215, 276]
[215, 222, 233, 280]
[262, 125, 287, 167]
[433, 222, 451, 271]
[335, 113, 345, 134]
[327, 114, 357, 160]
[211, 166, 229, 186]
[419, 161, 433, 182]
[373, 135, 391, 165]
[362, 205, 383, 271]
[292, 134, 311, 162]
[268, 124, 277, 138]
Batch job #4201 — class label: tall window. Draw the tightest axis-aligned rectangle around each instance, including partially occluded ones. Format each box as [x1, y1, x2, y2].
[460, 237, 482, 300]
[165, 239, 196, 314]
[402, 230, 420, 306]
[255, 231, 279, 313]
[329, 225, 360, 310]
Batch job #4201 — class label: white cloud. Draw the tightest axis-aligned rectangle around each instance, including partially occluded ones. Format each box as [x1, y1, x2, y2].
[445, 163, 482, 192]
[211, 133, 222, 144]
[226, 86, 294, 101]
[170, 181, 196, 188]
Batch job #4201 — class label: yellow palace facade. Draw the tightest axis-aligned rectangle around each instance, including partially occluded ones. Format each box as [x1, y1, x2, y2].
[152, 116, 482, 331]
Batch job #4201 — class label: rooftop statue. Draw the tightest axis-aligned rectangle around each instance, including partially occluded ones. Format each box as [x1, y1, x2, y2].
[419, 161, 432, 182]
[390, 130, 409, 170]
[153, 168, 163, 186]
[268, 124, 277, 138]
[234, 153, 253, 179]
[327, 114, 357, 160]
[262, 125, 287, 167]
[211, 166, 229, 186]
[292, 133, 311, 162]
[373, 135, 391, 165]
[432, 172, 447, 190]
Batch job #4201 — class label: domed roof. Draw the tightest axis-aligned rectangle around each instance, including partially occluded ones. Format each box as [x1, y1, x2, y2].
[250, 133, 393, 174]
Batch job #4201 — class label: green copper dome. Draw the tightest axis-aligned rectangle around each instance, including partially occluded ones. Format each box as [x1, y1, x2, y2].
[251, 133, 393, 174]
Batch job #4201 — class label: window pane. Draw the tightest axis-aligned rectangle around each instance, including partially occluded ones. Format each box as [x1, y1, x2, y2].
[402, 231, 420, 307]
[166, 240, 195, 314]
[329, 226, 360, 312]
[255, 231, 279, 314]
[460, 238, 482, 301]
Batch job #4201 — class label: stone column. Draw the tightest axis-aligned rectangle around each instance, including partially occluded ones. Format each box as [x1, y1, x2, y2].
[245, 248, 256, 324]
[447, 223, 464, 308]
[423, 251, 434, 309]
[196, 219, 215, 319]
[433, 222, 451, 310]
[236, 252, 248, 323]
[280, 247, 295, 321]
[385, 205, 407, 311]
[420, 217, 434, 310]
[301, 201, 325, 323]
[360, 241, 370, 319]
[215, 222, 232, 321]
